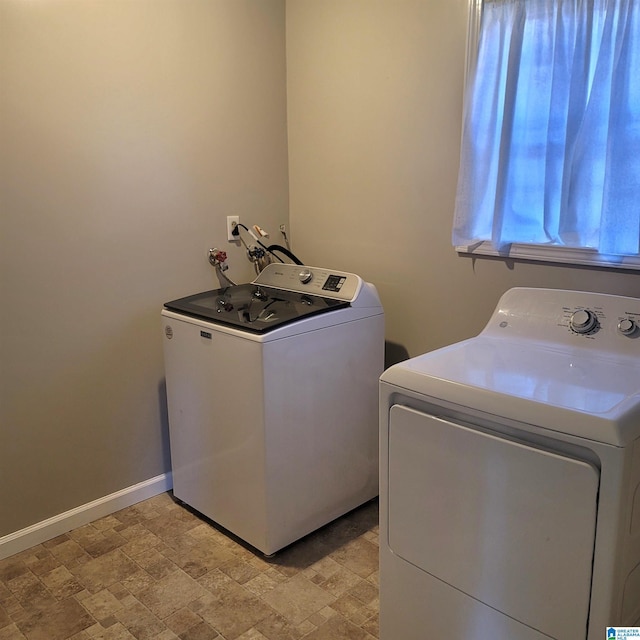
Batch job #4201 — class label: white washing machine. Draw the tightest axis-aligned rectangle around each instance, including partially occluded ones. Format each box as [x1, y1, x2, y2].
[379, 288, 640, 640]
[162, 263, 384, 555]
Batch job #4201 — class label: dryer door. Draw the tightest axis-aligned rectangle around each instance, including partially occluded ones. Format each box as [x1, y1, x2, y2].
[387, 405, 599, 640]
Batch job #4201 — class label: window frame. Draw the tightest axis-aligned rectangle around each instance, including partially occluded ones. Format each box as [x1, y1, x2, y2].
[455, 0, 640, 272]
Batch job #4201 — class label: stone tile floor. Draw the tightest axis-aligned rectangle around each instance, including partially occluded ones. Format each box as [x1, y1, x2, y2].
[0, 493, 379, 640]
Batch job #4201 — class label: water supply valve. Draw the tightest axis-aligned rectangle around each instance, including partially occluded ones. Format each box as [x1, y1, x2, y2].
[208, 248, 229, 271]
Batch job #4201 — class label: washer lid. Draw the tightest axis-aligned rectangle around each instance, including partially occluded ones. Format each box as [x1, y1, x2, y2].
[164, 283, 348, 334]
[382, 336, 640, 446]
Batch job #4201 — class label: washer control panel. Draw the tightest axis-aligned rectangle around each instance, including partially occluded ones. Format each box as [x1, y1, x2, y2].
[486, 288, 640, 354]
[253, 263, 362, 301]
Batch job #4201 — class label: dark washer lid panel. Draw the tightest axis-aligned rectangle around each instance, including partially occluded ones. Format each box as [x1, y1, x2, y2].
[164, 284, 349, 334]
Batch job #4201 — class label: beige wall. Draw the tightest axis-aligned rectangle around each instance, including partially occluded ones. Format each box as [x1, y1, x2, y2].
[286, 0, 640, 361]
[0, 0, 288, 537]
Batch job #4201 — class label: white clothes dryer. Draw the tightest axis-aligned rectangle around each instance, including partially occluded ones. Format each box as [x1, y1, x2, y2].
[380, 288, 640, 640]
[162, 263, 384, 555]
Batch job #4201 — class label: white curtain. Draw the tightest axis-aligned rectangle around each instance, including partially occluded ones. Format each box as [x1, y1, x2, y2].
[453, 0, 640, 256]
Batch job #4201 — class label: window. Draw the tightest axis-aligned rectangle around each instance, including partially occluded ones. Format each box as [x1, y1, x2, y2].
[453, 0, 640, 269]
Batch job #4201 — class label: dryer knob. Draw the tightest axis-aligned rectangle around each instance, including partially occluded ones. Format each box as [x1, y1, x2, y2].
[570, 309, 598, 334]
[298, 268, 313, 284]
[618, 318, 637, 336]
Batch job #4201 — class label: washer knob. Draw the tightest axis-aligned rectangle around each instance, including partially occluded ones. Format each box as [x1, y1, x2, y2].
[618, 318, 637, 336]
[298, 268, 313, 284]
[570, 309, 598, 334]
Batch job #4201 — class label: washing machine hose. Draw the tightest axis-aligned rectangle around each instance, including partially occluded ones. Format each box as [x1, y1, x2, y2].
[266, 244, 304, 265]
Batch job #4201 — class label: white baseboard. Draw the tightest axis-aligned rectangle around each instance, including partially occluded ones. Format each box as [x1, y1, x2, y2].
[0, 473, 173, 561]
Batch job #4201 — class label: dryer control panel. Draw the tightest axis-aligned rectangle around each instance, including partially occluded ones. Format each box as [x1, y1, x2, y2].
[484, 288, 640, 355]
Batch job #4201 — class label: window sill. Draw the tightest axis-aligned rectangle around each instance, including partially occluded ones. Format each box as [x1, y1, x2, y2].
[455, 242, 640, 271]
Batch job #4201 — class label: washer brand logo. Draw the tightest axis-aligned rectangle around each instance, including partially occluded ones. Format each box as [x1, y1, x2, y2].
[165, 326, 173, 339]
[200, 331, 212, 340]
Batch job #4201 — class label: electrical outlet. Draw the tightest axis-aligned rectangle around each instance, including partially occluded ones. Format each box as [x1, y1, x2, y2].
[227, 216, 239, 241]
